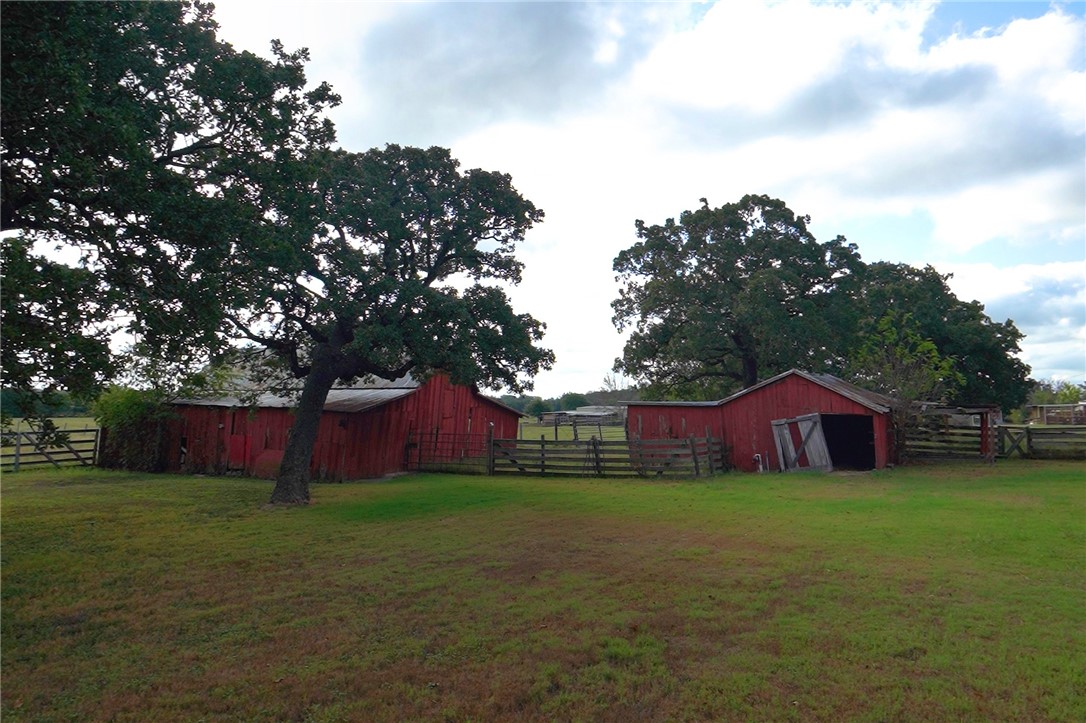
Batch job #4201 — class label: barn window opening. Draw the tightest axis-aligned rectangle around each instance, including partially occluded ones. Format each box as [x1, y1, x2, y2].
[820, 414, 875, 470]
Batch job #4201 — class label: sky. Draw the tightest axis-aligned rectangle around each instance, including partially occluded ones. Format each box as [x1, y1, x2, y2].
[213, 0, 1085, 398]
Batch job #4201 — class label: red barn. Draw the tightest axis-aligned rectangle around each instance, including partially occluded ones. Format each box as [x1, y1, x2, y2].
[164, 373, 521, 481]
[626, 370, 894, 473]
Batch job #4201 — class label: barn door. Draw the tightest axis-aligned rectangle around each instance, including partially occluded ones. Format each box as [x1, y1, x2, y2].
[771, 413, 833, 472]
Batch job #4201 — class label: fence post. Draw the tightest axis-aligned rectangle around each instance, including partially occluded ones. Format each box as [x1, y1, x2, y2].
[592, 437, 602, 475]
[705, 437, 715, 474]
[13, 431, 21, 472]
[540, 435, 546, 475]
[688, 437, 701, 476]
[486, 425, 495, 475]
[1026, 427, 1033, 457]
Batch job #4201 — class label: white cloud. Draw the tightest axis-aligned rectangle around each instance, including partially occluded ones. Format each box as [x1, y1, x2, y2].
[926, 171, 1084, 253]
[207, 1, 1085, 396]
[939, 260, 1086, 383]
[938, 260, 1084, 305]
[628, 0, 935, 113]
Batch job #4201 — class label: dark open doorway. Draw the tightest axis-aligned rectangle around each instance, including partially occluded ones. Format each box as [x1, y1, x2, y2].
[820, 414, 876, 470]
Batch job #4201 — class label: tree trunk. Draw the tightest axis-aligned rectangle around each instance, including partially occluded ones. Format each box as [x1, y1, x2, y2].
[269, 346, 340, 505]
[730, 327, 760, 389]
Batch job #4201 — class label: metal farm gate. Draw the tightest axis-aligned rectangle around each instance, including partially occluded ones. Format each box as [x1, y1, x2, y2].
[1, 428, 100, 471]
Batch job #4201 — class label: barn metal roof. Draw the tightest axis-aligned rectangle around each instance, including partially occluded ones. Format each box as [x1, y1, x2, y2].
[625, 369, 894, 414]
[174, 386, 419, 413]
[174, 371, 525, 416]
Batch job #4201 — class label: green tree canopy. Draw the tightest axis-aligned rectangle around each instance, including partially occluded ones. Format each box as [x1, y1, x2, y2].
[1, 0, 338, 397]
[846, 313, 964, 461]
[524, 398, 551, 418]
[558, 392, 590, 411]
[612, 194, 863, 399]
[852, 263, 1031, 411]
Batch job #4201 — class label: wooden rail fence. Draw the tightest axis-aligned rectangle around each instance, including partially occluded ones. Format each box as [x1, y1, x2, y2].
[998, 425, 1086, 460]
[490, 437, 727, 478]
[907, 425, 992, 460]
[907, 424, 1086, 461]
[1, 428, 100, 471]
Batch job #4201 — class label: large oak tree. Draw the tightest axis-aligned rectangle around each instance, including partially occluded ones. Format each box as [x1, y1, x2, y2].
[228, 145, 554, 503]
[2, 4, 553, 504]
[612, 195, 863, 399]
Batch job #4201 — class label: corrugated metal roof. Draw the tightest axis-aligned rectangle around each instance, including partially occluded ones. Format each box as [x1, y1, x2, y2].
[625, 399, 724, 408]
[173, 372, 529, 417]
[174, 372, 421, 413]
[624, 369, 894, 413]
[801, 372, 894, 413]
[174, 386, 418, 413]
[715, 369, 892, 413]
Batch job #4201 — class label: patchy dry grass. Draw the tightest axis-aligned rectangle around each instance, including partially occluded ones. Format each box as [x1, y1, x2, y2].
[2, 460, 1084, 721]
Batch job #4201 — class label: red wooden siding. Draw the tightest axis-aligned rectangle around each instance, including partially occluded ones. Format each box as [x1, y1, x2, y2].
[164, 374, 520, 481]
[626, 404, 724, 442]
[627, 373, 891, 473]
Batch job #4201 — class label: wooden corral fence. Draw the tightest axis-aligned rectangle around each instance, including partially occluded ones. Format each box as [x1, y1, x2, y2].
[907, 424, 995, 461]
[1, 428, 100, 471]
[490, 437, 727, 478]
[907, 423, 1086, 461]
[998, 425, 1086, 460]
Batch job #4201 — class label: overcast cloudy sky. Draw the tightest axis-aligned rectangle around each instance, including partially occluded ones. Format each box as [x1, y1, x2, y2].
[214, 0, 1085, 398]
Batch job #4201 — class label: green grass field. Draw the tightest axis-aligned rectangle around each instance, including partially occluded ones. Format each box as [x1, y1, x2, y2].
[2, 461, 1083, 721]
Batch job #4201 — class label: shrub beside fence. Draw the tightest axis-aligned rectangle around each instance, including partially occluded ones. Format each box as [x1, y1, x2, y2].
[1, 428, 100, 471]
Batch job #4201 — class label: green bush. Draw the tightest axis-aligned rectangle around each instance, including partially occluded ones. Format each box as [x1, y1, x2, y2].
[93, 387, 172, 471]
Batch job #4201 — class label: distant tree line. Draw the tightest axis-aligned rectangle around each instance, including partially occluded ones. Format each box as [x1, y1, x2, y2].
[497, 386, 642, 418]
[0, 388, 88, 421]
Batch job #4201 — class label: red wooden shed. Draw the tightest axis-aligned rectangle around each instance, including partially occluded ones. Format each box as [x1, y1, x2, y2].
[164, 373, 521, 481]
[626, 370, 894, 473]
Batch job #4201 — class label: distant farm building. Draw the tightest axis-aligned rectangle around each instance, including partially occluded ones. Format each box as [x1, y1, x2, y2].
[164, 373, 522, 481]
[626, 370, 896, 473]
[1026, 403, 1086, 426]
[540, 406, 625, 425]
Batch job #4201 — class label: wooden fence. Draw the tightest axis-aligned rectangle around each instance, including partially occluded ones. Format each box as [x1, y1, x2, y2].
[490, 437, 727, 478]
[1, 428, 100, 471]
[907, 424, 1086, 461]
[907, 424, 992, 460]
[998, 425, 1086, 460]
